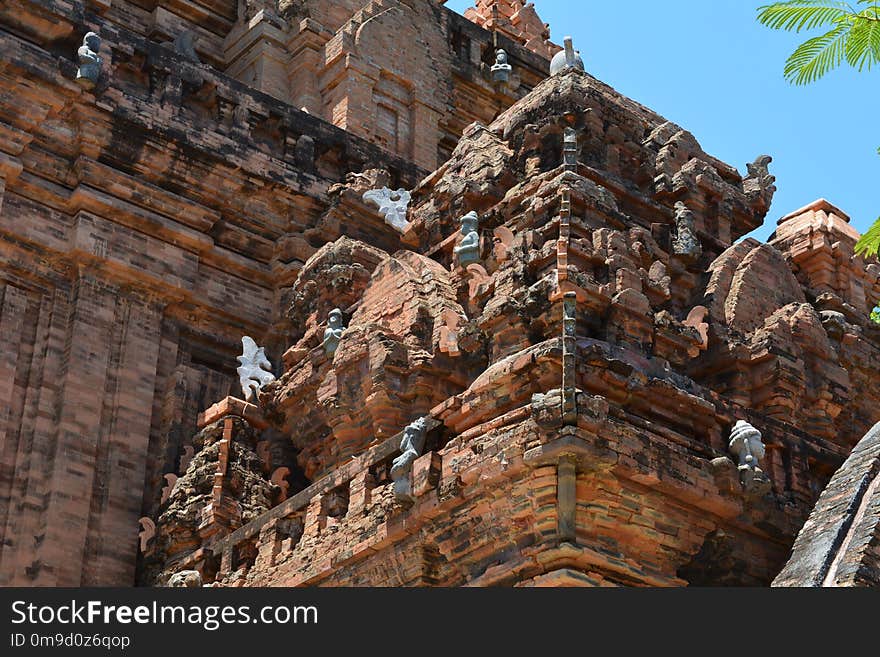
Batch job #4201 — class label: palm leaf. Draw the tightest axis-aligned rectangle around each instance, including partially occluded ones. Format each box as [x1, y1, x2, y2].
[855, 217, 880, 257]
[757, 1, 854, 32]
[845, 10, 880, 70]
[784, 23, 850, 83]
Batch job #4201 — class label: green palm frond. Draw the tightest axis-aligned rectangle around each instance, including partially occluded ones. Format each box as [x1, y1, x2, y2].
[855, 217, 880, 257]
[846, 9, 880, 69]
[784, 23, 850, 83]
[758, 3, 880, 280]
[758, 1, 880, 83]
[757, 1, 853, 32]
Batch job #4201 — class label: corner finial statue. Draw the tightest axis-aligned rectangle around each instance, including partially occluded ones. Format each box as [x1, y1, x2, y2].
[76, 32, 102, 89]
[549, 36, 584, 76]
[743, 154, 777, 210]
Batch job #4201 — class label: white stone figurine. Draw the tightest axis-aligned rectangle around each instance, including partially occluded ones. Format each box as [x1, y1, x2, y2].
[453, 211, 480, 267]
[76, 32, 102, 89]
[322, 308, 345, 357]
[729, 420, 765, 468]
[728, 420, 770, 495]
[363, 187, 411, 233]
[491, 48, 512, 83]
[549, 36, 584, 76]
[236, 336, 275, 402]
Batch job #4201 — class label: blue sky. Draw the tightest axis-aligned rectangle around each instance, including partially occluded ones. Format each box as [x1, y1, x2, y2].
[445, 0, 880, 242]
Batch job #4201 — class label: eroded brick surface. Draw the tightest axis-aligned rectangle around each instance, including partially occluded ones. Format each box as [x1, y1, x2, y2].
[146, 69, 879, 588]
[2, 1, 879, 588]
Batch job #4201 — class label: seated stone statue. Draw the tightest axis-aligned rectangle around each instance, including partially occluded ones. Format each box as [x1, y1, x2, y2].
[391, 417, 429, 502]
[453, 211, 480, 267]
[491, 49, 512, 83]
[323, 308, 345, 356]
[76, 32, 102, 89]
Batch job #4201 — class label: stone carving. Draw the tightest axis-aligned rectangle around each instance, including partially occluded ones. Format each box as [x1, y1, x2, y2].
[179, 446, 195, 475]
[322, 308, 345, 357]
[563, 127, 578, 170]
[167, 570, 202, 587]
[237, 0, 278, 23]
[820, 310, 848, 340]
[647, 261, 671, 298]
[684, 306, 710, 353]
[171, 30, 201, 64]
[323, 490, 348, 517]
[466, 263, 492, 299]
[363, 187, 411, 232]
[138, 517, 155, 554]
[672, 201, 702, 263]
[728, 420, 771, 496]
[232, 104, 250, 131]
[491, 48, 512, 83]
[549, 36, 584, 76]
[493, 226, 514, 262]
[271, 467, 291, 501]
[562, 292, 578, 423]
[75, 32, 102, 89]
[160, 473, 178, 504]
[294, 134, 315, 170]
[746, 155, 773, 182]
[236, 336, 276, 402]
[439, 309, 464, 357]
[744, 155, 776, 199]
[391, 417, 430, 502]
[453, 211, 481, 267]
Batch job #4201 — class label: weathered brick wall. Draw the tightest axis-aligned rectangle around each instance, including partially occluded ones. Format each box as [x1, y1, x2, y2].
[0, 0, 427, 585]
[4, 1, 880, 588]
[8, 0, 552, 169]
[144, 69, 879, 588]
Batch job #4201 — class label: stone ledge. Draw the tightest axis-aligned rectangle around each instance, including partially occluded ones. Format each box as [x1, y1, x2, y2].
[197, 396, 268, 430]
[777, 198, 851, 225]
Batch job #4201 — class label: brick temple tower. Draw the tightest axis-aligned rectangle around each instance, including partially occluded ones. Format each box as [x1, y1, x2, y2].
[0, 1, 878, 587]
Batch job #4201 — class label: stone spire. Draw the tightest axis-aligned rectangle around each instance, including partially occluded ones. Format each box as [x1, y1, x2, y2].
[463, 1, 561, 59]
